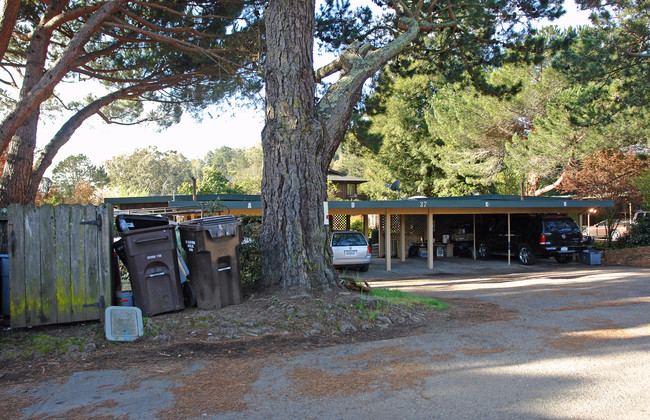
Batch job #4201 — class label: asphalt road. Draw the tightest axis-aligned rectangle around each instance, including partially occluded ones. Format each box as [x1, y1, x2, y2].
[9, 261, 650, 419]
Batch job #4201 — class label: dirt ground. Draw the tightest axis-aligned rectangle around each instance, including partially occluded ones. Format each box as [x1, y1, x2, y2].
[0, 287, 513, 389]
[2, 245, 646, 386]
[602, 245, 650, 267]
[2, 263, 648, 419]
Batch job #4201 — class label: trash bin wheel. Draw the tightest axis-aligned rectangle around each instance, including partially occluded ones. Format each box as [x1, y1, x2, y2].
[183, 281, 197, 308]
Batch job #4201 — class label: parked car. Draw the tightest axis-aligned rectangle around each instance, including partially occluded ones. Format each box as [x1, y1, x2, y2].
[476, 214, 585, 265]
[631, 210, 649, 224]
[330, 230, 371, 272]
[588, 220, 628, 241]
[588, 210, 649, 241]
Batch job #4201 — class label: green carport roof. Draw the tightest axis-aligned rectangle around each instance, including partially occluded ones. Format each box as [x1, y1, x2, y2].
[105, 194, 612, 216]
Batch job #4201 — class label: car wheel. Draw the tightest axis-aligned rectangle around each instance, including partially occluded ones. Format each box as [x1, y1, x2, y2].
[359, 264, 369, 272]
[611, 230, 621, 241]
[555, 254, 573, 264]
[476, 243, 488, 259]
[518, 244, 536, 265]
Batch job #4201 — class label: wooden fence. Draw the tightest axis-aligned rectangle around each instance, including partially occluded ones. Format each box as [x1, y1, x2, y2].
[7, 204, 113, 328]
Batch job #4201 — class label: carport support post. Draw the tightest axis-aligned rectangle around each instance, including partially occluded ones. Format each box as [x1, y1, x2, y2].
[400, 215, 406, 262]
[363, 215, 368, 238]
[507, 213, 511, 266]
[427, 211, 434, 269]
[579, 213, 583, 235]
[386, 213, 392, 271]
[378, 216, 384, 258]
[472, 214, 477, 260]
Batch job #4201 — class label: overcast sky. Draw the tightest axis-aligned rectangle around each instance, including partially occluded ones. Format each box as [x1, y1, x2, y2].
[37, 0, 591, 174]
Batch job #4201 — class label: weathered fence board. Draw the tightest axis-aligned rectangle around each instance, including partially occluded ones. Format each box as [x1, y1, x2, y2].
[8, 205, 26, 327]
[24, 205, 40, 326]
[84, 205, 99, 321]
[70, 204, 85, 323]
[55, 205, 72, 324]
[7, 204, 113, 328]
[40, 205, 57, 325]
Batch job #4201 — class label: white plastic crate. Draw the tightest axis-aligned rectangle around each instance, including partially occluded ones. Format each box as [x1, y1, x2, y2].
[578, 250, 601, 265]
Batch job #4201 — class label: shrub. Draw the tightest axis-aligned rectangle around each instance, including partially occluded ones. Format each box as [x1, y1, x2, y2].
[239, 216, 261, 290]
[614, 216, 650, 248]
[350, 216, 364, 232]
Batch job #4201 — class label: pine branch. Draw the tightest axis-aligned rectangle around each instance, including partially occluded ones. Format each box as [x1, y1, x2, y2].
[0, 0, 129, 153]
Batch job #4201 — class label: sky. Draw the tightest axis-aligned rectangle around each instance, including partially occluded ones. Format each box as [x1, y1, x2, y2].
[37, 0, 592, 174]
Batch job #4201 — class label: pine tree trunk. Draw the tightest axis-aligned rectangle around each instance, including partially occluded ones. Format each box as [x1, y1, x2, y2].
[0, 1, 127, 206]
[0, 1, 57, 206]
[0, 0, 20, 61]
[0, 113, 38, 205]
[260, 0, 337, 291]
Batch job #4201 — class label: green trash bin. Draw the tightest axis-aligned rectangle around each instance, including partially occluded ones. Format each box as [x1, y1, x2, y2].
[179, 216, 242, 310]
[120, 225, 184, 316]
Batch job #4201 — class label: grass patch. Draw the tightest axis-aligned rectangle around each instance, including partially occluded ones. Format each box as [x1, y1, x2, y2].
[369, 288, 449, 310]
[28, 333, 87, 355]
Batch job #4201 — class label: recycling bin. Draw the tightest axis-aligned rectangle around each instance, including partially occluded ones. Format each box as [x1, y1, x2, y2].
[178, 215, 242, 310]
[120, 225, 184, 316]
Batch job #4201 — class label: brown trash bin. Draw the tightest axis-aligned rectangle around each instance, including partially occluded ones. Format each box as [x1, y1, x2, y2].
[120, 225, 184, 316]
[178, 215, 242, 310]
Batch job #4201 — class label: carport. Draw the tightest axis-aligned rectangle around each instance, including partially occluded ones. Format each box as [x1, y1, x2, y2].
[106, 194, 613, 271]
[326, 195, 613, 270]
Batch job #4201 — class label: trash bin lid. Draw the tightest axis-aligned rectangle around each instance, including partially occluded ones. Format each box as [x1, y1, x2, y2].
[119, 223, 176, 237]
[116, 213, 169, 233]
[179, 215, 241, 238]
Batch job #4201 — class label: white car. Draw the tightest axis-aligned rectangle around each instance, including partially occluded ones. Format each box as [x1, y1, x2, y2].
[588, 220, 628, 240]
[330, 231, 371, 272]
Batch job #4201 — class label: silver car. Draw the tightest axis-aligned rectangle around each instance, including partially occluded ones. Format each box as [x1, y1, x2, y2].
[330, 230, 371, 272]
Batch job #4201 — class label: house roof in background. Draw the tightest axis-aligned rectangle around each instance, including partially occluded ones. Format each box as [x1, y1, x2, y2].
[327, 169, 367, 183]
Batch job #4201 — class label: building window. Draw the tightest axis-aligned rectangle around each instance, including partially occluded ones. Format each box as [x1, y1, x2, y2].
[346, 183, 357, 197]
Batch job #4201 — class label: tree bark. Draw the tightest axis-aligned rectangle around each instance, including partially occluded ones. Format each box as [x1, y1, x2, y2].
[260, 0, 337, 291]
[260, 2, 422, 291]
[0, 0, 67, 205]
[0, 0, 20, 62]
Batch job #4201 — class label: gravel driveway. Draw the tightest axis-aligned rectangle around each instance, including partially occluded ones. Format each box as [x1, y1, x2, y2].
[7, 263, 650, 419]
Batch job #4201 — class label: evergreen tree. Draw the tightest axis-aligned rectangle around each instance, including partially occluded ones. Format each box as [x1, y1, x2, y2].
[261, 0, 566, 290]
[0, 1, 263, 206]
[104, 146, 192, 196]
[51, 154, 109, 197]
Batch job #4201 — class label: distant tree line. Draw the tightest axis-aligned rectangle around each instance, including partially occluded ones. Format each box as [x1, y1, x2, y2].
[38, 144, 263, 204]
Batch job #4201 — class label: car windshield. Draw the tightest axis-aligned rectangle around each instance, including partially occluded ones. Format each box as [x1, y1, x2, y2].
[544, 219, 578, 232]
[332, 232, 366, 247]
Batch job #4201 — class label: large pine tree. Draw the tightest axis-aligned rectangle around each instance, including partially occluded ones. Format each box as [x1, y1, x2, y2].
[260, 0, 565, 291]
